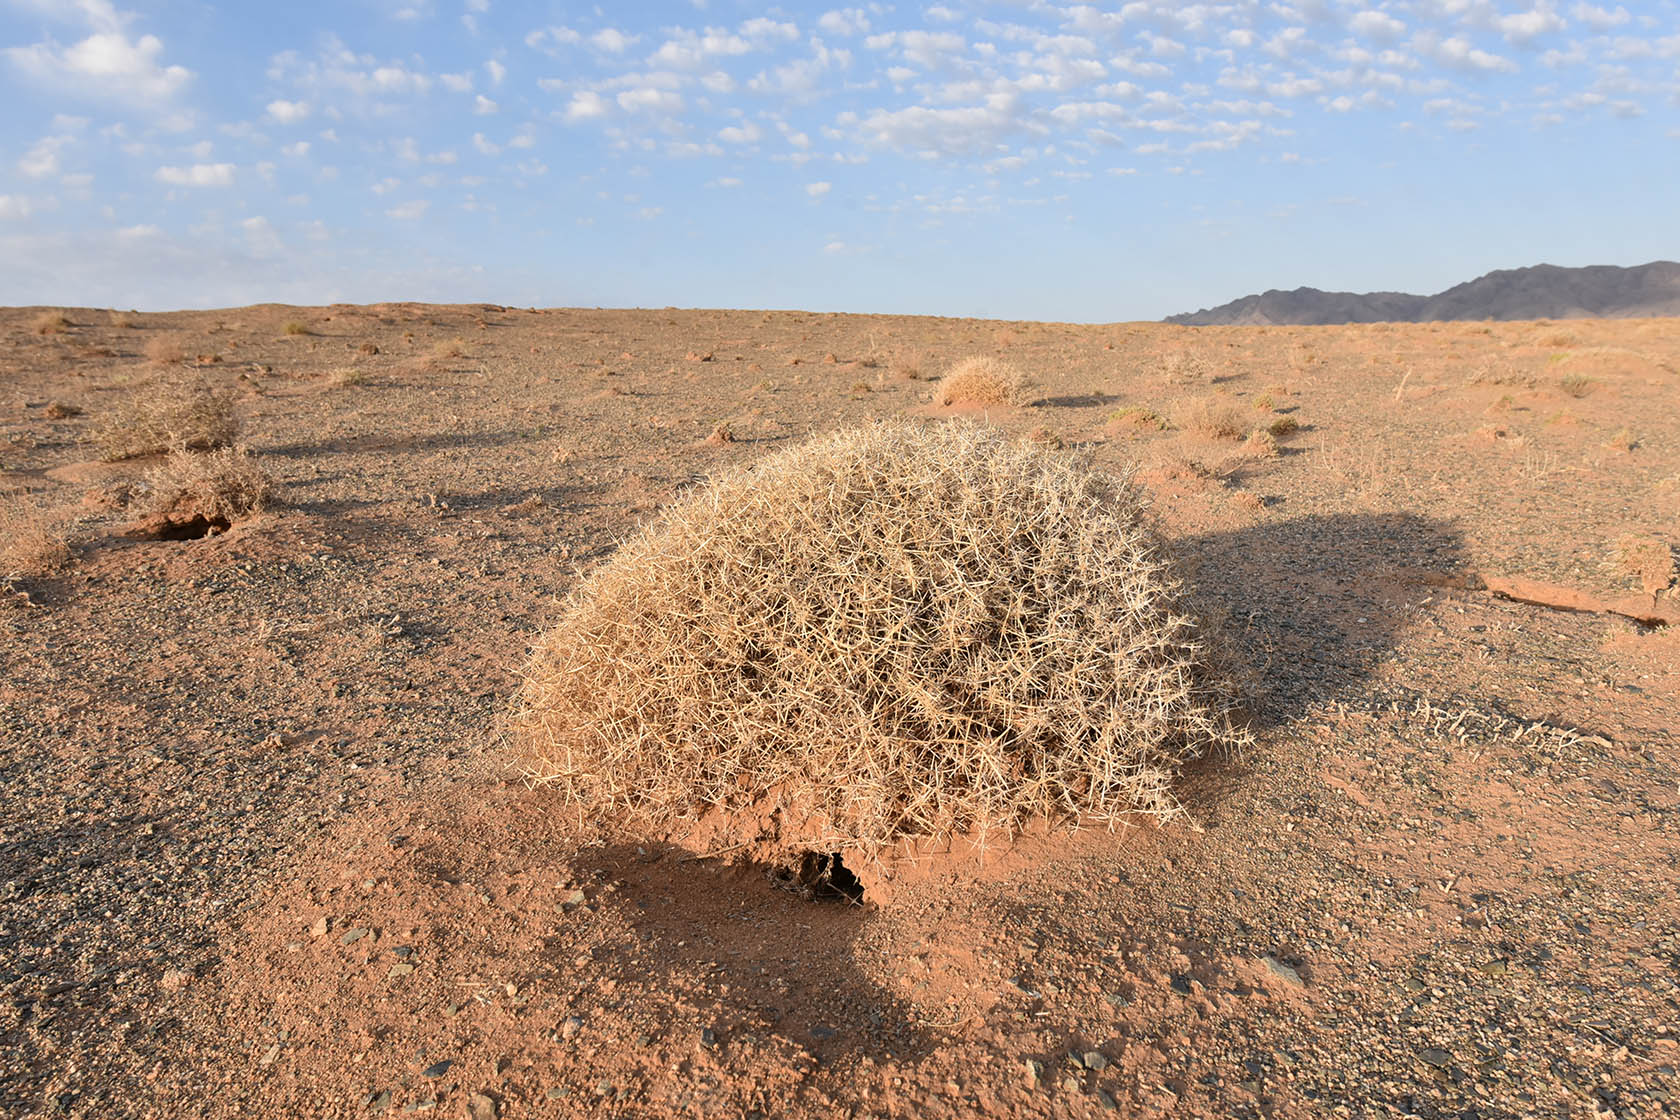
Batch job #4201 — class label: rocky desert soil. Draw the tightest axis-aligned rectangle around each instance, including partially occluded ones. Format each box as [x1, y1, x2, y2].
[1, 304, 1676, 1119]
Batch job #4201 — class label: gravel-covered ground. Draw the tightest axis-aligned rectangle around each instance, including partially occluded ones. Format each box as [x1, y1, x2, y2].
[1, 303, 1675, 1118]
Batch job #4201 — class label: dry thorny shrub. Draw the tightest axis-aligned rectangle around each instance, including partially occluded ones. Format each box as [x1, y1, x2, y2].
[0, 491, 72, 580]
[1615, 534, 1676, 596]
[93, 380, 236, 460]
[934, 355, 1033, 407]
[510, 421, 1249, 862]
[1177, 397, 1249, 440]
[139, 448, 274, 536]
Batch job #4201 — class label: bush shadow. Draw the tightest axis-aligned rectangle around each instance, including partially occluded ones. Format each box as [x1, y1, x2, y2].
[571, 842, 932, 1068]
[1175, 510, 1463, 726]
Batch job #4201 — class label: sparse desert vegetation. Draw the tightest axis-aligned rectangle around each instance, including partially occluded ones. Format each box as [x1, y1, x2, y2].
[933, 354, 1032, 406]
[1177, 397, 1249, 439]
[32, 310, 72, 335]
[512, 422, 1245, 861]
[92, 379, 236, 459]
[0, 302, 1676, 1120]
[0, 490, 72, 579]
[138, 447, 273, 536]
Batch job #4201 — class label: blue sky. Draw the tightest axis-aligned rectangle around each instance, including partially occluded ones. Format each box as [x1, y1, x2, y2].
[2, 0, 1676, 320]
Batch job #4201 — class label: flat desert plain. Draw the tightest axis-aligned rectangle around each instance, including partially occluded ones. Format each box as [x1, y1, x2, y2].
[1, 304, 1677, 1120]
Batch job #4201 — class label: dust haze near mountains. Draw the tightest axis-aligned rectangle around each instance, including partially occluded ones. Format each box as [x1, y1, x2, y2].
[1167, 261, 1680, 326]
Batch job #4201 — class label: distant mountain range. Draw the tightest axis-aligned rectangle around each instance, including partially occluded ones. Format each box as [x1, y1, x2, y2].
[1165, 261, 1680, 326]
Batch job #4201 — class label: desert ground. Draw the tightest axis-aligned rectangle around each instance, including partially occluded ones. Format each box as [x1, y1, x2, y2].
[1, 303, 1676, 1119]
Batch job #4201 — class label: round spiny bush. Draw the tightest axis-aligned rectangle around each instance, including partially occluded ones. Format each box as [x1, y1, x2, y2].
[934, 355, 1033, 407]
[510, 421, 1246, 861]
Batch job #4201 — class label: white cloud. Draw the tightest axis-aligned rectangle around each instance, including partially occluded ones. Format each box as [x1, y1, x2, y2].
[4, 28, 191, 105]
[707, 176, 743, 187]
[19, 135, 72, 178]
[1415, 32, 1518, 72]
[1497, 6, 1565, 44]
[616, 86, 684, 113]
[0, 195, 35, 220]
[718, 121, 763, 143]
[486, 58, 506, 85]
[440, 71, 474, 92]
[1570, 3, 1629, 31]
[806, 180, 832, 196]
[241, 215, 283, 257]
[818, 8, 870, 36]
[525, 26, 581, 53]
[1349, 10, 1406, 41]
[386, 200, 429, 219]
[473, 132, 500, 154]
[155, 162, 235, 187]
[474, 94, 498, 113]
[564, 90, 611, 120]
[282, 140, 310, 157]
[844, 92, 1040, 156]
[267, 99, 311, 123]
[592, 28, 637, 53]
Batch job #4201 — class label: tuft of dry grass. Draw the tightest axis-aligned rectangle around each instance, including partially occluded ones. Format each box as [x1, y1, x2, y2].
[45, 401, 82, 420]
[1177, 398, 1248, 440]
[358, 341, 380, 356]
[1604, 427, 1636, 453]
[889, 351, 923, 381]
[93, 380, 236, 460]
[1559, 373, 1595, 398]
[142, 448, 273, 530]
[433, 338, 467, 359]
[934, 355, 1033, 407]
[1159, 350, 1209, 384]
[1614, 535, 1675, 596]
[706, 422, 736, 445]
[328, 367, 366, 388]
[32, 311, 72, 335]
[109, 310, 139, 329]
[1240, 429, 1279, 458]
[282, 321, 313, 337]
[1026, 426, 1064, 449]
[1107, 406, 1168, 432]
[144, 335, 187, 366]
[1266, 415, 1300, 438]
[509, 421, 1248, 861]
[0, 492, 72, 579]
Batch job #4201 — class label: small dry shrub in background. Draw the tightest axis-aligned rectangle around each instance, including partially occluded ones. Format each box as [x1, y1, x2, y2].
[1241, 429, 1279, 458]
[109, 311, 139, 329]
[706, 422, 736, 445]
[328, 367, 365, 388]
[1266, 415, 1300, 438]
[1559, 373, 1595, 398]
[1026, 425, 1064, 449]
[1107, 406, 1168, 432]
[434, 338, 467, 359]
[141, 448, 273, 534]
[94, 380, 236, 460]
[45, 401, 82, 420]
[282, 321, 313, 336]
[0, 492, 72, 579]
[889, 352, 923, 381]
[1614, 534, 1675, 596]
[1160, 350, 1209, 384]
[1604, 427, 1636, 453]
[32, 311, 72, 335]
[1177, 398, 1248, 440]
[510, 421, 1248, 863]
[144, 335, 187, 366]
[934, 355, 1033, 407]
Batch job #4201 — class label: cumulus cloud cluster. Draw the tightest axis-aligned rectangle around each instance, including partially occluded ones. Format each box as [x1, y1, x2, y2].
[0, 0, 1672, 309]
